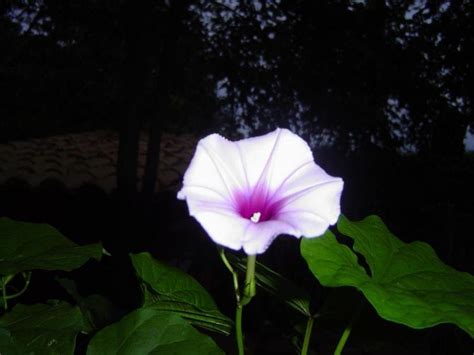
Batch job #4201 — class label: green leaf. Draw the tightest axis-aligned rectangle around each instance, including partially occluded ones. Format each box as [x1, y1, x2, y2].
[0, 301, 84, 355]
[141, 294, 233, 335]
[87, 308, 224, 355]
[130, 252, 232, 335]
[301, 215, 474, 338]
[227, 253, 312, 317]
[56, 277, 118, 332]
[300, 229, 369, 288]
[0, 328, 20, 355]
[0, 217, 102, 275]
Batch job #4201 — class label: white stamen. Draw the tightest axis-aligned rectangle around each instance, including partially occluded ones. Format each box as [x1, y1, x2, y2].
[250, 212, 261, 223]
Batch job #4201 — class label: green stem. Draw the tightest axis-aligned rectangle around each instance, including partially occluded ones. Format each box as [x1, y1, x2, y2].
[334, 301, 364, 355]
[6, 272, 32, 300]
[218, 248, 240, 303]
[1, 274, 15, 311]
[301, 316, 314, 355]
[236, 305, 244, 355]
[236, 254, 257, 354]
[242, 254, 256, 305]
[1, 282, 6, 311]
[218, 249, 257, 355]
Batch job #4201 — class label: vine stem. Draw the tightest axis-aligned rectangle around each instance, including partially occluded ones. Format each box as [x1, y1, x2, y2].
[218, 249, 257, 355]
[334, 301, 364, 355]
[236, 305, 244, 355]
[218, 248, 241, 303]
[301, 316, 314, 355]
[1, 274, 15, 310]
[6, 272, 32, 300]
[242, 254, 256, 305]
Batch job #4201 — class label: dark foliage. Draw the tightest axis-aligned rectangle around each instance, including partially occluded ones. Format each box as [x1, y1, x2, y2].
[1, 0, 472, 154]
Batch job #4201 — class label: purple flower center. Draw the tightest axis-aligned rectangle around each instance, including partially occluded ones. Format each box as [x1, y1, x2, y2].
[234, 185, 282, 223]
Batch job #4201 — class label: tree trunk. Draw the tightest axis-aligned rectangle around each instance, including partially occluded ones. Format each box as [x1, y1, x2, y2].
[117, 0, 154, 200]
[142, 0, 187, 199]
[142, 119, 162, 197]
[115, 0, 154, 252]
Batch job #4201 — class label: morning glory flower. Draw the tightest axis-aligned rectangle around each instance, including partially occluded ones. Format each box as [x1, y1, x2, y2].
[177, 128, 343, 255]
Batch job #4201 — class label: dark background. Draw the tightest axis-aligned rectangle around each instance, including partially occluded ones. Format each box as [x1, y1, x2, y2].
[0, 1, 473, 354]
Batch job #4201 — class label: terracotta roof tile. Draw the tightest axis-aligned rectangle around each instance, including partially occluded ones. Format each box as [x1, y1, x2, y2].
[0, 130, 198, 193]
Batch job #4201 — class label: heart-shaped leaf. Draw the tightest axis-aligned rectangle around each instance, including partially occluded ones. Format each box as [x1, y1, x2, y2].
[130, 252, 232, 335]
[0, 218, 102, 275]
[0, 301, 84, 355]
[301, 215, 474, 338]
[87, 308, 224, 355]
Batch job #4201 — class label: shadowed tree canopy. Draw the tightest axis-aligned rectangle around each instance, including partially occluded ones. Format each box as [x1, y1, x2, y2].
[0, 0, 218, 140]
[1, 0, 472, 156]
[204, 0, 473, 155]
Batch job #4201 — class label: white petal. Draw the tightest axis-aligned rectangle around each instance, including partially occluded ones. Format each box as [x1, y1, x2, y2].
[178, 185, 235, 217]
[276, 210, 332, 238]
[276, 178, 344, 237]
[242, 220, 299, 255]
[236, 128, 315, 192]
[192, 211, 249, 250]
[178, 133, 248, 204]
[269, 158, 341, 200]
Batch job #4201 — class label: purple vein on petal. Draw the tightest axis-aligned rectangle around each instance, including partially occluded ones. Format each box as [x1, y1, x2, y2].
[236, 143, 251, 193]
[277, 209, 332, 225]
[190, 197, 236, 211]
[199, 142, 245, 201]
[274, 179, 342, 207]
[182, 184, 233, 203]
[252, 128, 283, 201]
[266, 160, 314, 204]
[194, 204, 239, 217]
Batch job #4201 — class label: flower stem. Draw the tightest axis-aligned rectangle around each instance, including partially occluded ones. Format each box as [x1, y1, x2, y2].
[334, 301, 364, 355]
[235, 254, 257, 354]
[235, 305, 244, 355]
[301, 316, 314, 355]
[218, 249, 256, 354]
[242, 254, 256, 305]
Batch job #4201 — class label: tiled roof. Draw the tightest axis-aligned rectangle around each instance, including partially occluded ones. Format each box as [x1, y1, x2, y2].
[0, 130, 198, 193]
